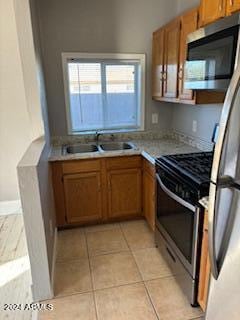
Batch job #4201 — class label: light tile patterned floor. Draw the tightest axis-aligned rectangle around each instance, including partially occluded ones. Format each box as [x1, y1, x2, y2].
[0, 214, 33, 320]
[39, 219, 203, 320]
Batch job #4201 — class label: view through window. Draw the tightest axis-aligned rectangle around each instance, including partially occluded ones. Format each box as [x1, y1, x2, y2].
[62, 54, 145, 133]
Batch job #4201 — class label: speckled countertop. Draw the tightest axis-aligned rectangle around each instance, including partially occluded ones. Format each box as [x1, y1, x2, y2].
[49, 138, 200, 164]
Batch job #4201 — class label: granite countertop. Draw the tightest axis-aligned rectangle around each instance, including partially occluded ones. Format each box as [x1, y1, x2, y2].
[49, 138, 200, 164]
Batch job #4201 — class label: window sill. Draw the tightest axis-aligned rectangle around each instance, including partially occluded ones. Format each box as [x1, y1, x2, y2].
[68, 128, 145, 136]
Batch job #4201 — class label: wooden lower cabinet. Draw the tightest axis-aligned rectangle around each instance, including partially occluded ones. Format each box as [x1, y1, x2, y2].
[51, 156, 144, 227]
[198, 210, 211, 311]
[107, 168, 142, 219]
[63, 172, 103, 224]
[143, 160, 156, 231]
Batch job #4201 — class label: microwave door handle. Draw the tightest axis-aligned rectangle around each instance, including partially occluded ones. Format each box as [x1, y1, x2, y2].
[156, 174, 195, 212]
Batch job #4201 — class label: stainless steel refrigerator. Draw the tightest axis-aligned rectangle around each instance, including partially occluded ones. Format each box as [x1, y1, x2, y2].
[205, 65, 240, 319]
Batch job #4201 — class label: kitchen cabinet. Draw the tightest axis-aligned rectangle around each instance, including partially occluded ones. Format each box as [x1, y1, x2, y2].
[200, 0, 226, 26]
[107, 168, 142, 219]
[51, 156, 143, 227]
[63, 172, 103, 224]
[198, 210, 211, 311]
[226, 0, 240, 14]
[152, 28, 164, 99]
[143, 159, 156, 231]
[179, 8, 198, 101]
[163, 18, 181, 98]
[152, 7, 226, 105]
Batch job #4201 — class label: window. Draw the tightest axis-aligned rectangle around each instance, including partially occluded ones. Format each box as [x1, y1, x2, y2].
[62, 53, 145, 134]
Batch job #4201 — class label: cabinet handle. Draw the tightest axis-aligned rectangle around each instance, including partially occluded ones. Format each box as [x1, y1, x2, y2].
[163, 72, 167, 81]
[230, 0, 234, 6]
[178, 68, 183, 80]
[219, 0, 224, 11]
[159, 71, 163, 81]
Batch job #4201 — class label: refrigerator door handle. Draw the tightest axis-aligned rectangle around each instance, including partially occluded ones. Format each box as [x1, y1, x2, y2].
[218, 175, 240, 191]
[211, 64, 240, 184]
[209, 179, 238, 280]
[208, 183, 219, 280]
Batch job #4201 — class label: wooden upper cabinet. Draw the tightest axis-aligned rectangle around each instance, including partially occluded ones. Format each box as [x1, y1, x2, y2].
[63, 172, 103, 224]
[226, 0, 240, 14]
[200, 0, 226, 26]
[179, 8, 199, 101]
[107, 168, 142, 219]
[163, 18, 181, 98]
[152, 29, 165, 99]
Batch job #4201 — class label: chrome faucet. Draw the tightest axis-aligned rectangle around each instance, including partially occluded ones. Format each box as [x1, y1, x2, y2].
[95, 131, 102, 144]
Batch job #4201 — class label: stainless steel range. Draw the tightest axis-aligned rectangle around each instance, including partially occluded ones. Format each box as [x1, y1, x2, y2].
[155, 152, 213, 306]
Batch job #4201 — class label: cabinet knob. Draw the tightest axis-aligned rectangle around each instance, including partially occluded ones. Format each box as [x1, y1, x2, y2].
[230, 0, 234, 6]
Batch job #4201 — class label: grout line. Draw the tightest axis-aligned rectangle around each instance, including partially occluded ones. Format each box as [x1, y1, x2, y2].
[84, 227, 99, 320]
[120, 222, 160, 320]
[51, 288, 94, 301]
[143, 280, 160, 320]
[93, 280, 144, 293]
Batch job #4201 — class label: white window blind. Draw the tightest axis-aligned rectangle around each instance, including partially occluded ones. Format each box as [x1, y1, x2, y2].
[62, 53, 145, 134]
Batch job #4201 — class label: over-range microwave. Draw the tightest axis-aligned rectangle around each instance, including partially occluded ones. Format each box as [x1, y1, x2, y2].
[184, 12, 240, 91]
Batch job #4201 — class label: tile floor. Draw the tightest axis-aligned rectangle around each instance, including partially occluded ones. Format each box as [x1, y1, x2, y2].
[38, 219, 203, 320]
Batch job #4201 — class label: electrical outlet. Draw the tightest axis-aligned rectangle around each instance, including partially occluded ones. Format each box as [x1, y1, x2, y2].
[192, 120, 197, 133]
[152, 113, 158, 124]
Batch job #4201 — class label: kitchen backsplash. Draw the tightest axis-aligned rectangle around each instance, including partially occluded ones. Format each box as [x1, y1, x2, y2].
[51, 130, 214, 152]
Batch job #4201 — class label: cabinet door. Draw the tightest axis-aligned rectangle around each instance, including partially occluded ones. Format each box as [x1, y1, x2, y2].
[198, 211, 211, 311]
[179, 8, 199, 101]
[63, 172, 103, 224]
[226, 0, 240, 14]
[163, 18, 181, 98]
[152, 29, 164, 99]
[143, 171, 156, 231]
[200, 0, 226, 26]
[108, 168, 142, 218]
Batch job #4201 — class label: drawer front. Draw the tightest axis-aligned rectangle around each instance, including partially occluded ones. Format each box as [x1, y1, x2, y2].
[106, 156, 142, 170]
[143, 158, 155, 177]
[62, 159, 101, 174]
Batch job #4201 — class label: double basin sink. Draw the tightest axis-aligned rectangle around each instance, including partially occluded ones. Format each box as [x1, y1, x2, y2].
[62, 142, 135, 155]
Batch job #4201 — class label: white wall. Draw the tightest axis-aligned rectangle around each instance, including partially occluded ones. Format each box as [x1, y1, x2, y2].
[36, 0, 179, 136]
[172, 104, 223, 143]
[177, 0, 200, 14]
[0, 0, 32, 202]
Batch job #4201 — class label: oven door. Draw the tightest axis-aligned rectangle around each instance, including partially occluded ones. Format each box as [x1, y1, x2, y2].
[185, 25, 240, 90]
[156, 174, 201, 278]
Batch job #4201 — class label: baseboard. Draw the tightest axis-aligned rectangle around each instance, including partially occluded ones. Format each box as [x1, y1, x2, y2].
[0, 200, 22, 216]
[50, 227, 58, 296]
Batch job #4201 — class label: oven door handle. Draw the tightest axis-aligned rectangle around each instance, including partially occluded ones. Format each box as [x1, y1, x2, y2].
[156, 174, 196, 212]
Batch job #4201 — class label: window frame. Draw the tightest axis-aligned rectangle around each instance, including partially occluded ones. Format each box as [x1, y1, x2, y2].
[62, 52, 146, 135]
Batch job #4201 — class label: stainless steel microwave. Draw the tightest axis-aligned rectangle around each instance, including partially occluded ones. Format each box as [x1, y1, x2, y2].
[184, 12, 240, 91]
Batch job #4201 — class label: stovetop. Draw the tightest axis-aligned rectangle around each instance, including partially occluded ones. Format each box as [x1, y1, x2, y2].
[156, 152, 213, 186]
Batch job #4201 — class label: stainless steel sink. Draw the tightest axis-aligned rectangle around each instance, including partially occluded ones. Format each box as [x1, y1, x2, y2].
[99, 142, 134, 151]
[63, 144, 98, 154]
